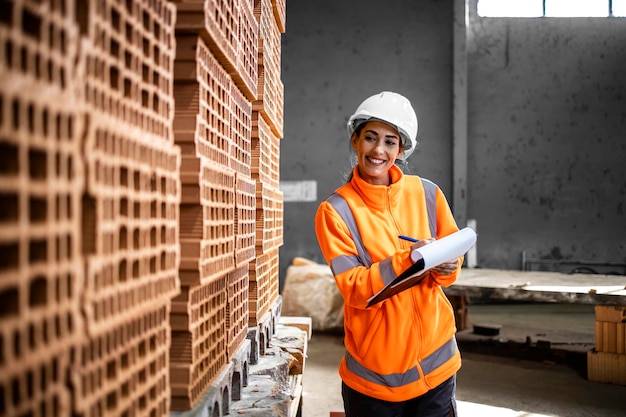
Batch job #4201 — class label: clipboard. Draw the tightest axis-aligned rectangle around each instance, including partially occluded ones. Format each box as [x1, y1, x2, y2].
[366, 227, 477, 308]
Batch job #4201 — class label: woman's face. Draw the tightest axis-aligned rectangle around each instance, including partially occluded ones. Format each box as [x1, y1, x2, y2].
[351, 120, 403, 185]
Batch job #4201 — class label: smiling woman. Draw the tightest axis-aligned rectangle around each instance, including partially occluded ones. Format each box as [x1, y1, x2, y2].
[350, 120, 403, 186]
[314, 91, 465, 417]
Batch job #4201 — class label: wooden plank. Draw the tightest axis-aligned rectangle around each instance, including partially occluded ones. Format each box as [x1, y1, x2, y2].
[444, 268, 626, 306]
[289, 374, 303, 417]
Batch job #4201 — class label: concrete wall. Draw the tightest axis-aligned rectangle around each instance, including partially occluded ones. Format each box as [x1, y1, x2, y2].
[467, 4, 626, 271]
[279, 0, 454, 287]
[279, 0, 626, 287]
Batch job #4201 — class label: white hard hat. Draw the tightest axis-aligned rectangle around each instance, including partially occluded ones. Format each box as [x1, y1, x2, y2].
[347, 91, 418, 160]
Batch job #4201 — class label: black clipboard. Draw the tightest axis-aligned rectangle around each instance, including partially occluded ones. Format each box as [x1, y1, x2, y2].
[366, 255, 427, 308]
[365, 227, 477, 308]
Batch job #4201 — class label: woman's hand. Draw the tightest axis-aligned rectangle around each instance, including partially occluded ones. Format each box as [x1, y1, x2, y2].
[432, 259, 460, 275]
[411, 238, 460, 275]
[410, 238, 434, 252]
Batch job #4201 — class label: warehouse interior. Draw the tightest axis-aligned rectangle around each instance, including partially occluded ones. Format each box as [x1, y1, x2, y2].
[279, 0, 626, 415]
[0, 0, 625, 417]
[279, 0, 626, 416]
[279, 0, 626, 278]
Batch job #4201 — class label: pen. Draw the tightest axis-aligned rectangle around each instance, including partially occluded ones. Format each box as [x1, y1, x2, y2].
[398, 235, 419, 243]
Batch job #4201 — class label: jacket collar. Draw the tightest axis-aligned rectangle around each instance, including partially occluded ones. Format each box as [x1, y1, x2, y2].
[350, 164, 405, 210]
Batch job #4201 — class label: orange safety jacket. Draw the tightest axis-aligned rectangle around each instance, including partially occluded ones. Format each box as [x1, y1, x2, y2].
[314, 165, 463, 402]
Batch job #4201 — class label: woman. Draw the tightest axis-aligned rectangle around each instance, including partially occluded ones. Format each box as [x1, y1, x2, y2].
[315, 91, 462, 416]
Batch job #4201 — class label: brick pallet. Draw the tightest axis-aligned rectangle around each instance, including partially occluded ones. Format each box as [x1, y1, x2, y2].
[254, 0, 283, 138]
[247, 1, 284, 342]
[234, 173, 257, 267]
[227, 266, 251, 358]
[178, 160, 235, 286]
[588, 306, 626, 385]
[169, 278, 228, 410]
[81, 119, 181, 335]
[77, 0, 176, 143]
[174, 0, 258, 102]
[174, 35, 233, 167]
[231, 85, 253, 177]
[74, 1, 181, 416]
[170, 0, 285, 410]
[70, 303, 172, 417]
[252, 111, 280, 190]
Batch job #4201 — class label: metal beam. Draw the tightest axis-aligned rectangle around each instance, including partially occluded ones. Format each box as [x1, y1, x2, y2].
[452, 0, 469, 227]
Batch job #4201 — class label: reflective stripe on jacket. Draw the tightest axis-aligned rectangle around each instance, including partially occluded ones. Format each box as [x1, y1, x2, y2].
[314, 165, 462, 402]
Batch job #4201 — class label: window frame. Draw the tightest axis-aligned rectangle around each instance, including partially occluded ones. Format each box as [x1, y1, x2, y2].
[477, 0, 625, 18]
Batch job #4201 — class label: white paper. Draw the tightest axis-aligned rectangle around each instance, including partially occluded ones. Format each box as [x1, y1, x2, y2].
[367, 227, 478, 307]
[412, 227, 477, 271]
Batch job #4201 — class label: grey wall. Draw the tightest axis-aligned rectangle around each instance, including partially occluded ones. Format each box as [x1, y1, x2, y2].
[279, 0, 455, 288]
[467, 5, 626, 271]
[279, 0, 626, 288]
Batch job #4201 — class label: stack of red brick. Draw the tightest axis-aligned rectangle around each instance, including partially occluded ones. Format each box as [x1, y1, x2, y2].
[0, 0, 180, 416]
[0, 0, 287, 415]
[588, 306, 626, 385]
[76, 1, 180, 416]
[169, 0, 286, 411]
[0, 1, 85, 416]
[249, 0, 284, 336]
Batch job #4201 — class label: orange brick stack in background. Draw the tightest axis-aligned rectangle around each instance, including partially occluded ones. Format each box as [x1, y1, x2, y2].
[0, 0, 287, 414]
[169, 0, 285, 411]
[249, 0, 284, 353]
[588, 306, 626, 385]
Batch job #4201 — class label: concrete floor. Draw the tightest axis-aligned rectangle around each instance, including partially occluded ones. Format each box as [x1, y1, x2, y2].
[300, 303, 626, 417]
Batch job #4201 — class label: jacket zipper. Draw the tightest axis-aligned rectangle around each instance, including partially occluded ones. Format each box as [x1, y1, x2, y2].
[387, 187, 404, 248]
[389, 186, 425, 376]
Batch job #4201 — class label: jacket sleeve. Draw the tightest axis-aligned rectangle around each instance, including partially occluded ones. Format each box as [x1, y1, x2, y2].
[429, 186, 464, 287]
[314, 201, 413, 309]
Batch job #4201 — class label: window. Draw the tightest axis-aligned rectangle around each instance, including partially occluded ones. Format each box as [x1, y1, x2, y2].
[478, 0, 626, 17]
[547, 0, 609, 16]
[614, 1, 626, 15]
[478, 0, 543, 17]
